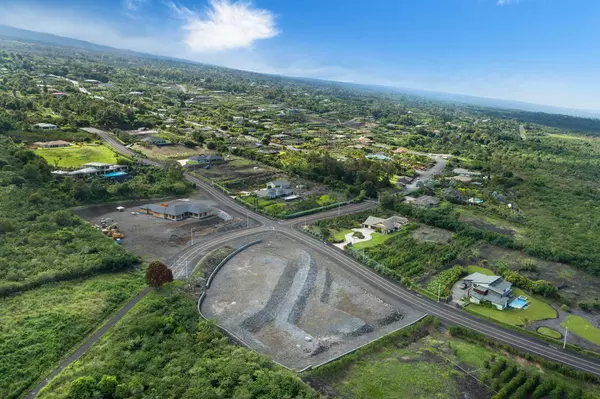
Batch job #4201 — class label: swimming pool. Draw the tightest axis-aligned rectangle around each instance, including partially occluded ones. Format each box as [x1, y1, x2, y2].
[510, 296, 528, 309]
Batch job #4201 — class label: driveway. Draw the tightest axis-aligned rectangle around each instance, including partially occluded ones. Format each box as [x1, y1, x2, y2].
[403, 154, 448, 194]
[334, 228, 375, 249]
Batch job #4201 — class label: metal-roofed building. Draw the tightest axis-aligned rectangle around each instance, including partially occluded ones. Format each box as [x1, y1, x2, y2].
[463, 272, 513, 310]
[140, 200, 215, 221]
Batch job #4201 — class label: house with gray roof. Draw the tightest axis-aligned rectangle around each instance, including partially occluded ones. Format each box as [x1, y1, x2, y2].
[463, 273, 513, 310]
[140, 200, 215, 221]
[267, 180, 291, 189]
[188, 155, 224, 164]
[362, 215, 408, 234]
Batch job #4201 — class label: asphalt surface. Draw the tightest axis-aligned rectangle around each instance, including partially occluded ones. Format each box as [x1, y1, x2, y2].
[78, 128, 600, 379]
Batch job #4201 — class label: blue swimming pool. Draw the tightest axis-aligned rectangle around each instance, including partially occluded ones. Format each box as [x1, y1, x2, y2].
[510, 296, 528, 309]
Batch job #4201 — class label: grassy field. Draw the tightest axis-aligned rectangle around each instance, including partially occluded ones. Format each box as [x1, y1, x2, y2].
[537, 326, 562, 339]
[332, 229, 353, 242]
[35, 144, 118, 167]
[37, 285, 317, 399]
[0, 272, 144, 399]
[467, 288, 557, 326]
[561, 315, 600, 345]
[352, 232, 398, 250]
[311, 325, 492, 399]
[467, 265, 495, 276]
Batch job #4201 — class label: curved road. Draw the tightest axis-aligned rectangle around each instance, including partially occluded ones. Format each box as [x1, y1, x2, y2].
[82, 128, 600, 379]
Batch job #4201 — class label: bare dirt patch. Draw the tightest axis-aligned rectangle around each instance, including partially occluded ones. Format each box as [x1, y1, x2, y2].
[202, 233, 425, 369]
[412, 225, 453, 244]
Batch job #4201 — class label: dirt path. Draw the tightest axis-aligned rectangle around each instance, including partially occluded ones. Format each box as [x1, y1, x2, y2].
[25, 287, 152, 399]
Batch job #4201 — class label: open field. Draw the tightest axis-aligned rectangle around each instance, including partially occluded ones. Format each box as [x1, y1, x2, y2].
[192, 156, 280, 188]
[35, 144, 118, 167]
[75, 194, 253, 264]
[37, 285, 319, 399]
[131, 143, 204, 160]
[562, 315, 600, 346]
[411, 225, 453, 244]
[0, 272, 144, 399]
[309, 324, 491, 399]
[478, 244, 600, 304]
[467, 288, 557, 326]
[457, 207, 526, 240]
[467, 265, 495, 276]
[202, 232, 425, 369]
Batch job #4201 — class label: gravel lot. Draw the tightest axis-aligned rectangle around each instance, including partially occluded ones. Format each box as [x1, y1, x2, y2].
[75, 191, 258, 263]
[202, 232, 425, 370]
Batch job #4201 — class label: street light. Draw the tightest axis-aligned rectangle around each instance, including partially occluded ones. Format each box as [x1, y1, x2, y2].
[563, 326, 568, 349]
[191, 227, 197, 246]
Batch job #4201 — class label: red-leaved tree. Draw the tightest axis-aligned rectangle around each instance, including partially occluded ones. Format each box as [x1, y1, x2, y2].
[146, 261, 173, 288]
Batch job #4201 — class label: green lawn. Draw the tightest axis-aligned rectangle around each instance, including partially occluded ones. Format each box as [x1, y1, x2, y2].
[537, 326, 562, 339]
[561, 315, 600, 345]
[352, 232, 399, 250]
[467, 265, 495, 276]
[0, 272, 144, 399]
[35, 144, 118, 167]
[332, 229, 353, 241]
[467, 288, 557, 326]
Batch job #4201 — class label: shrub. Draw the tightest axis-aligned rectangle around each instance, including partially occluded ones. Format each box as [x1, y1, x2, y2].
[560, 304, 570, 312]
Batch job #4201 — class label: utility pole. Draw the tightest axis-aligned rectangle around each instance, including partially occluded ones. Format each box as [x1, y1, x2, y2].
[564, 327, 568, 349]
[190, 227, 196, 246]
[246, 213, 249, 228]
[304, 217, 307, 229]
[437, 282, 441, 303]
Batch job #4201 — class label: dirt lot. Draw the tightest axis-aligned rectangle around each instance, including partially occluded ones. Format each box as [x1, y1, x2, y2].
[131, 144, 205, 160]
[412, 225, 453, 244]
[75, 192, 254, 264]
[202, 232, 425, 370]
[191, 156, 280, 190]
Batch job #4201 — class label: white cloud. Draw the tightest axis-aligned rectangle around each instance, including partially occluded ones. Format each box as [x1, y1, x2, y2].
[496, 0, 520, 5]
[124, 0, 146, 10]
[170, 0, 279, 52]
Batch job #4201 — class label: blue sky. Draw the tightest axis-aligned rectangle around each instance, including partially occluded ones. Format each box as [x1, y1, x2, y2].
[1, 0, 599, 110]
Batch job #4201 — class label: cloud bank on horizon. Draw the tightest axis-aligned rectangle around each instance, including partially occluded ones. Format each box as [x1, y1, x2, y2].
[0, 0, 598, 111]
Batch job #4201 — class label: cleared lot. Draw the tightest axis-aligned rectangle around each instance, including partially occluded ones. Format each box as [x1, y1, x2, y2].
[202, 233, 425, 370]
[75, 193, 254, 264]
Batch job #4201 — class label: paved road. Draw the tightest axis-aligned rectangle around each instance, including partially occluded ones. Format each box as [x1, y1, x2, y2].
[404, 154, 448, 194]
[85, 128, 600, 377]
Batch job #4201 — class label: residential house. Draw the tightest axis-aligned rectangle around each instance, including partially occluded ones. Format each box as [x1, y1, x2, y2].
[271, 134, 289, 144]
[52, 163, 129, 179]
[355, 136, 374, 145]
[33, 123, 59, 130]
[406, 196, 440, 208]
[452, 176, 473, 183]
[188, 155, 224, 164]
[362, 215, 409, 234]
[33, 140, 71, 148]
[366, 153, 392, 161]
[128, 91, 143, 96]
[255, 187, 293, 199]
[453, 168, 482, 177]
[141, 136, 169, 146]
[140, 200, 215, 221]
[463, 273, 513, 310]
[267, 180, 291, 189]
[396, 176, 414, 186]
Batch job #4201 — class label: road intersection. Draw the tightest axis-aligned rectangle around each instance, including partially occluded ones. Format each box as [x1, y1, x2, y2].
[94, 127, 600, 377]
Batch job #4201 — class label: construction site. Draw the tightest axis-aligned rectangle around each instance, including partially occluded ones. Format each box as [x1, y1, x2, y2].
[75, 196, 255, 263]
[201, 232, 425, 370]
